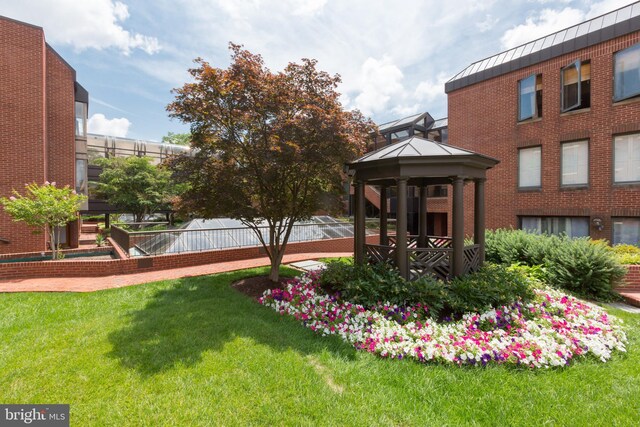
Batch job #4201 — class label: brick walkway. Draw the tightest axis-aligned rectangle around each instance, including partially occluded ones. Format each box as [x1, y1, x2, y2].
[0, 252, 353, 293]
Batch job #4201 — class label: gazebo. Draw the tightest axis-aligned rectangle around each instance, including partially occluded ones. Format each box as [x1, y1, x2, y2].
[347, 136, 499, 281]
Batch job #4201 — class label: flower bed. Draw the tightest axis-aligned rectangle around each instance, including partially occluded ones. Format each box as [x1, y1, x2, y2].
[259, 272, 627, 368]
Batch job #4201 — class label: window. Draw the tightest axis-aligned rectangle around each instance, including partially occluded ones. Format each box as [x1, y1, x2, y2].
[613, 218, 640, 246]
[75, 101, 87, 137]
[518, 74, 542, 121]
[427, 185, 448, 198]
[75, 159, 87, 195]
[561, 140, 588, 186]
[614, 43, 640, 102]
[614, 133, 640, 183]
[518, 146, 541, 188]
[520, 216, 589, 238]
[561, 60, 590, 112]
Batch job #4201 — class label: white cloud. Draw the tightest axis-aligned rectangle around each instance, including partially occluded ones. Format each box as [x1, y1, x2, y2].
[0, 0, 160, 55]
[477, 14, 499, 33]
[585, 0, 634, 19]
[415, 73, 449, 103]
[500, 0, 631, 50]
[88, 114, 131, 137]
[353, 56, 404, 116]
[179, 0, 492, 121]
[500, 7, 585, 49]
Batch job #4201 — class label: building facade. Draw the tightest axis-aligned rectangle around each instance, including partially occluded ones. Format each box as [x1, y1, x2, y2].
[0, 16, 89, 254]
[445, 3, 640, 246]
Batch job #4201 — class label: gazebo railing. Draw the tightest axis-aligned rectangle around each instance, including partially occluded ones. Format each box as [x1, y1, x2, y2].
[364, 241, 481, 281]
[365, 244, 396, 264]
[408, 247, 453, 281]
[387, 235, 452, 249]
[462, 244, 481, 275]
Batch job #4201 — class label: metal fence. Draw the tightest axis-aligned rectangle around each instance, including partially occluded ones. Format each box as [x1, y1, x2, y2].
[111, 222, 357, 257]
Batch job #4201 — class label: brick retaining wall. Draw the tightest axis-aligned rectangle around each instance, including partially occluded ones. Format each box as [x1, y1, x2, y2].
[0, 236, 377, 281]
[619, 264, 640, 290]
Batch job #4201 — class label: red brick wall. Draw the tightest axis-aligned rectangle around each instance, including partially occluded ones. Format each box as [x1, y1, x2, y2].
[447, 32, 640, 240]
[621, 264, 640, 288]
[0, 18, 47, 253]
[0, 18, 77, 254]
[0, 235, 377, 280]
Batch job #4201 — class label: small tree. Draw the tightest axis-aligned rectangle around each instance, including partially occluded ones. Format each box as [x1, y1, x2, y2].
[0, 182, 87, 259]
[93, 156, 177, 223]
[162, 132, 191, 146]
[167, 44, 374, 282]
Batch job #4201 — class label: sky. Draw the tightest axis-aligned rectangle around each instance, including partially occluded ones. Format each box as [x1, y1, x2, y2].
[0, 0, 633, 141]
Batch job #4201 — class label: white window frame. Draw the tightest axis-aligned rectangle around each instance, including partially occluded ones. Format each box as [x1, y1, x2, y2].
[561, 140, 589, 186]
[518, 146, 542, 189]
[614, 133, 640, 184]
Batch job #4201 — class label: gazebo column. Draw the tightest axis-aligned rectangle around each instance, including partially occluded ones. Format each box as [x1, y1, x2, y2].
[474, 178, 486, 265]
[418, 185, 428, 248]
[354, 180, 366, 265]
[396, 178, 409, 279]
[379, 186, 388, 246]
[452, 177, 465, 278]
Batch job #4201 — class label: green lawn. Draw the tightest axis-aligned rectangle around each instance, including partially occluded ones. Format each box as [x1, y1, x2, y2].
[1, 267, 639, 426]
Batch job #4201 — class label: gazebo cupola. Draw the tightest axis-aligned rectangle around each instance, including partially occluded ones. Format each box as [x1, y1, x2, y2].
[347, 136, 499, 280]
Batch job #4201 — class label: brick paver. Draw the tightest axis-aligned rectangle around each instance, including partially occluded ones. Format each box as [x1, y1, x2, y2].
[0, 252, 353, 293]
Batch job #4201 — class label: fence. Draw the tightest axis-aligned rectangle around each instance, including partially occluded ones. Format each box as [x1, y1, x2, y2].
[111, 222, 357, 257]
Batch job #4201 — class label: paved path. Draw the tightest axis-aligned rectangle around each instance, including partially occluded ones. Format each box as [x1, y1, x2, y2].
[0, 252, 353, 293]
[618, 291, 640, 309]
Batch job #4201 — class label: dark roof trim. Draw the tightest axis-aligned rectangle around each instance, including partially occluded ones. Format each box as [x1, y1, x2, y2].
[446, 6, 640, 93]
[75, 82, 89, 104]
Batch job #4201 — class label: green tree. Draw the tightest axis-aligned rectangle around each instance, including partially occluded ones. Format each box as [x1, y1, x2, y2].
[162, 132, 191, 146]
[167, 44, 374, 282]
[94, 156, 177, 223]
[0, 182, 87, 259]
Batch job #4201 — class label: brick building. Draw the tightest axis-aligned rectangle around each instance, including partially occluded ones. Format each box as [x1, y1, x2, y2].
[445, 2, 640, 246]
[0, 16, 89, 254]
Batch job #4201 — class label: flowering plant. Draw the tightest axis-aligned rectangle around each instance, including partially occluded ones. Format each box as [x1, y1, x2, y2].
[260, 272, 627, 368]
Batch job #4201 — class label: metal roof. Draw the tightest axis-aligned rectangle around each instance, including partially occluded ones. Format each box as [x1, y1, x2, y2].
[354, 136, 475, 163]
[377, 112, 433, 133]
[347, 136, 499, 185]
[446, 2, 640, 93]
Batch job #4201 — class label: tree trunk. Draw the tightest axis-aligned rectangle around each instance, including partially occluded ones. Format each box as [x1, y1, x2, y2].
[269, 247, 286, 282]
[47, 224, 56, 260]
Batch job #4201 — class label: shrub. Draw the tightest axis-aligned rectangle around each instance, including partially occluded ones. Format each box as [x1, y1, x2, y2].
[544, 238, 627, 301]
[486, 229, 627, 301]
[319, 262, 534, 318]
[612, 244, 640, 265]
[446, 264, 535, 314]
[320, 261, 444, 309]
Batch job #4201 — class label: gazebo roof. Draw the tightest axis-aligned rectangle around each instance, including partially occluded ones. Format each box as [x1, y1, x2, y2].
[355, 136, 477, 162]
[347, 136, 499, 185]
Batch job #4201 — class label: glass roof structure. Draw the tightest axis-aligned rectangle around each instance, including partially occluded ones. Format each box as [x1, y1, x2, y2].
[87, 134, 190, 165]
[446, 2, 640, 92]
[131, 216, 357, 256]
[378, 112, 434, 134]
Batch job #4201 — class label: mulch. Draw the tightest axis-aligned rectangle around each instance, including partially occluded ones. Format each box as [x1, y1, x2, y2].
[231, 275, 289, 299]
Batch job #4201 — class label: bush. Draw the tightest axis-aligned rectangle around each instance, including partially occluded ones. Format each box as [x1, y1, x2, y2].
[612, 244, 640, 265]
[319, 262, 533, 318]
[320, 261, 445, 310]
[544, 238, 627, 300]
[485, 229, 561, 265]
[486, 229, 627, 301]
[446, 264, 535, 314]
